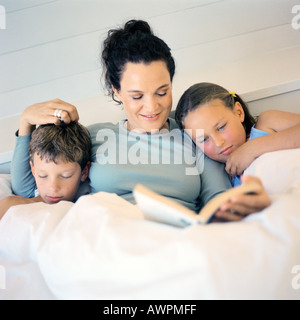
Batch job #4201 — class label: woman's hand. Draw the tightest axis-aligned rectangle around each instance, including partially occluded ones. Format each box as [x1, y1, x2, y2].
[213, 175, 271, 222]
[19, 99, 79, 136]
[225, 140, 257, 177]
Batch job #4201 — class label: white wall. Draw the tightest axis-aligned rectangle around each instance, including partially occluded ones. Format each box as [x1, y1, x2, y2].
[1, 0, 300, 170]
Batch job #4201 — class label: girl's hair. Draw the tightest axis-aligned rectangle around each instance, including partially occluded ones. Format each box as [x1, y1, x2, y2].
[29, 122, 91, 170]
[101, 19, 175, 103]
[175, 82, 256, 138]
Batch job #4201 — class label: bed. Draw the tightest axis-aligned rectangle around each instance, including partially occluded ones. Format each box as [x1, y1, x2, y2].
[0, 145, 300, 300]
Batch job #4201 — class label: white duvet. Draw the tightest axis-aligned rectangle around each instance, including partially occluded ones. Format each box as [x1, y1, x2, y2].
[0, 149, 300, 300]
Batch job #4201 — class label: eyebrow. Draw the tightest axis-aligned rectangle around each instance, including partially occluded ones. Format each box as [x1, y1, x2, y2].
[214, 117, 226, 128]
[195, 117, 226, 140]
[127, 84, 170, 93]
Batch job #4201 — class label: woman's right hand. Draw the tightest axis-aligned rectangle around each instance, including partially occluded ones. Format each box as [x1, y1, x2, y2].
[214, 175, 271, 222]
[19, 98, 79, 136]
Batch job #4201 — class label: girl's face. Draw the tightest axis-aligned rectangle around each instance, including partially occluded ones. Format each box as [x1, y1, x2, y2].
[113, 61, 172, 133]
[183, 99, 246, 163]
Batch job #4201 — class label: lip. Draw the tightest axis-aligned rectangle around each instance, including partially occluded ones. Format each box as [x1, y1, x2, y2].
[220, 146, 233, 156]
[46, 196, 63, 203]
[140, 113, 161, 121]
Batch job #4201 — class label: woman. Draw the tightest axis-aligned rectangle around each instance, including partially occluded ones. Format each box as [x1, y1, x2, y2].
[11, 20, 270, 221]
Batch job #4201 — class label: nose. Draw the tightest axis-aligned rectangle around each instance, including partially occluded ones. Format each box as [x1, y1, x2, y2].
[212, 134, 225, 147]
[48, 178, 60, 193]
[144, 96, 159, 113]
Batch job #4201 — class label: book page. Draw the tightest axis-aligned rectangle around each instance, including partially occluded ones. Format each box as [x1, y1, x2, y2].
[133, 181, 261, 228]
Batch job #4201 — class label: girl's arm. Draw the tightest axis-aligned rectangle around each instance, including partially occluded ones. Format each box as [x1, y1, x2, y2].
[226, 110, 300, 176]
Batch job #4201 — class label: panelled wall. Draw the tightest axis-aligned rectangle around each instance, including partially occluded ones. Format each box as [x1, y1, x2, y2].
[0, 0, 300, 172]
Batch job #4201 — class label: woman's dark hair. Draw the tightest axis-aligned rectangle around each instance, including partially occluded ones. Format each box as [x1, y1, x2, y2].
[101, 19, 175, 103]
[175, 82, 256, 138]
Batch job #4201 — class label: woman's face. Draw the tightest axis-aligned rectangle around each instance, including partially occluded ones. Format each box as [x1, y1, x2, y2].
[183, 99, 246, 163]
[113, 61, 172, 133]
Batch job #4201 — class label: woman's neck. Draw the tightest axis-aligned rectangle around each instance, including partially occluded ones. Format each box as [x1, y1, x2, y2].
[124, 119, 170, 134]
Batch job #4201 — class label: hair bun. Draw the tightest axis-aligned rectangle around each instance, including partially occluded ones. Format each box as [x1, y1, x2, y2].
[124, 19, 152, 35]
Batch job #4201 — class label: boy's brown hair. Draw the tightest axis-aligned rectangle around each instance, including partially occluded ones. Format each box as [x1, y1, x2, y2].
[29, 122, 91, 170]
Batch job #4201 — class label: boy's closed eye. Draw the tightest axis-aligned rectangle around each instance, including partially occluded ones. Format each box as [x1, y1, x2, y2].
[61, 174, 74, 179]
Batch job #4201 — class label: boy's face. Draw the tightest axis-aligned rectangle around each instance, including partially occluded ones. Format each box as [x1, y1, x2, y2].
[30, 154, 89, 204]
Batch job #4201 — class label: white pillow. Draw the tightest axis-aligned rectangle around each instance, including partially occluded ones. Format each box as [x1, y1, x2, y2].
[0, 174, 12, 200]
[244, 148, 300, 195]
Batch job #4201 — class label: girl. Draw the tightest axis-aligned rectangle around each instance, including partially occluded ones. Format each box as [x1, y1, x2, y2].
[175, 82, 300, 186]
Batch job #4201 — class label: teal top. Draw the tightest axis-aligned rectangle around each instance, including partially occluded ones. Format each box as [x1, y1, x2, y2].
[11, 118, 232, 212]
[232, 126, 270, 186]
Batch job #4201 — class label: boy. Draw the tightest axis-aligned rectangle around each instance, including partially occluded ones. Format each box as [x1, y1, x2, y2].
[0, 122, 91, 219]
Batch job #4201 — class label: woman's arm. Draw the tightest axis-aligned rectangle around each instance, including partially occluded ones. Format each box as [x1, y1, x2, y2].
[0, 195, 43, 220]
[226, 110, 300, 176]
[199, 157, 271, 221]
[11, 133, 36, 197]
[199, 155, 232, 206]
[11, 99, 79, 196]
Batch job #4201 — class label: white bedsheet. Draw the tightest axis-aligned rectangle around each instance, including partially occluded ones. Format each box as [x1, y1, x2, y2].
[0, 149, 300, 300]
[0, 174, 12, 200]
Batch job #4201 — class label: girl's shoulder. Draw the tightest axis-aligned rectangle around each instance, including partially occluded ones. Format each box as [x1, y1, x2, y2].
[256, 110, 300, 133]
[255, 110, 278, 133]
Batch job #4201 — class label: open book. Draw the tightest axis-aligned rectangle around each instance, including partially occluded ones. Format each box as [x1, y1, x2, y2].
[133, 182, 261, 228]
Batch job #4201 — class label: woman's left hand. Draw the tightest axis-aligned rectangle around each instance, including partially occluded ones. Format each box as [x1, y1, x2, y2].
[213, 175, 271, 222]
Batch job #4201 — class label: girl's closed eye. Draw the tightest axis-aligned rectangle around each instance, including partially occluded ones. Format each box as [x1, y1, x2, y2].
[197, 136, 209, 144]
[218, 123, 227, 131]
